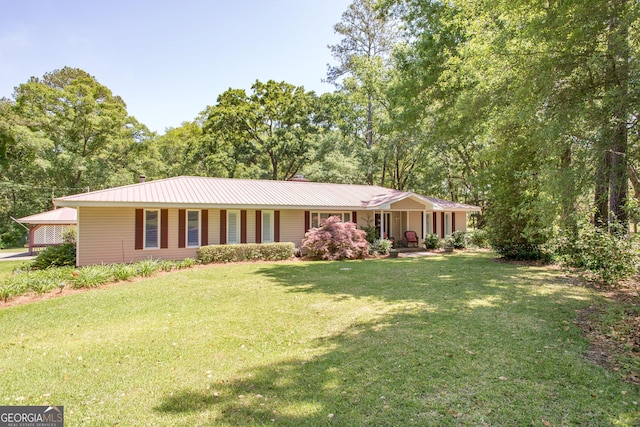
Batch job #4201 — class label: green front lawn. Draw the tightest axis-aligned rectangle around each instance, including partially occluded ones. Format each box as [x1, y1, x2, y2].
[0, 252, 638, 426]
[0, 261, 24, 282]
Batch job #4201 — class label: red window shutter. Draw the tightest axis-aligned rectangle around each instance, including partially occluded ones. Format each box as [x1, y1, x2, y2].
[255, 210, 262, 244]
[452, 212, 456, 232]
[161, 209, 169, 249]
[220, 210, 227, 245]
[178, 209, 186, 248]
[421, 212, 424, 238]
[441, 212, 445, 238]
[352, 211, 357, 225]
[241, 210, 247, 243]
[304, 211, 310, 233]
[201, 210, 208, 246]
[433, 212, 437, 235]
[135, 209, 144, 250]
[274, 210, 280, 242]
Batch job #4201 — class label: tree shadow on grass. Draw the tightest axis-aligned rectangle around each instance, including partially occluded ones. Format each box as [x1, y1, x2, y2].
[154, 253, 638, 425]
[254, 253, 590, 311]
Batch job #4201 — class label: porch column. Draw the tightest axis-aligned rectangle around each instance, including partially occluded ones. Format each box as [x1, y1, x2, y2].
[28, 225, 36, 255]
[406, 213, 409, 236]
[422, 211, 427, 243]
[379, 211, 384, 239]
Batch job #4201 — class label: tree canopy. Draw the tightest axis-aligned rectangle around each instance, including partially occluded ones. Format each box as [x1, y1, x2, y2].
[3, 0, 640, 262]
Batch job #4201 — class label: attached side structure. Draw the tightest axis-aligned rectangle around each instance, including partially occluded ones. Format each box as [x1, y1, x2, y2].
[16, 207, 77, 255]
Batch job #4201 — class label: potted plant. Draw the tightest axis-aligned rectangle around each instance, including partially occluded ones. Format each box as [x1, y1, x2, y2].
[441, 236, 455, 253]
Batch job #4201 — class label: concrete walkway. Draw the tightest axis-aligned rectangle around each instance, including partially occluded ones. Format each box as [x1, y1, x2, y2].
[0, 251, 36, 261]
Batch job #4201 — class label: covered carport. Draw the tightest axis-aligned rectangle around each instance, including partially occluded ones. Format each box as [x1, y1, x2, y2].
[15, 207, 77, 255]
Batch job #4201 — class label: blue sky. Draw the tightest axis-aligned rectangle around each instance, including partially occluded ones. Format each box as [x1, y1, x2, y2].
[0, 0, 351, 133]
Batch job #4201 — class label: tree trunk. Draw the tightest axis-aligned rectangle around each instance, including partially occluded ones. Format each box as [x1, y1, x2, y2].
[559, 145, 577, 235]
[628, 164, 640, 199]
[606, 4, 629, 229]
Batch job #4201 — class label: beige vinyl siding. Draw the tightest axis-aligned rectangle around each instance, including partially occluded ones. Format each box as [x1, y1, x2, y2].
[454, 212, 467, 232]
[390, 215, 401, 241]
[390, 198, 425, 210]
[279, 210, 305, 246]
[77, 207, 198, 266]
[408, 211, 422, 239]
[354, 211, 374, 229]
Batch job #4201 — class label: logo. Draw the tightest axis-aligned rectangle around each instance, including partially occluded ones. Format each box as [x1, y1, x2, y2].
[0, 406, 64, 427]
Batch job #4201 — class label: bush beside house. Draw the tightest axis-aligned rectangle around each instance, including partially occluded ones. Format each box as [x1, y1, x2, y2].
[302, 216, 369, 260]
[197, 243, 295, 264]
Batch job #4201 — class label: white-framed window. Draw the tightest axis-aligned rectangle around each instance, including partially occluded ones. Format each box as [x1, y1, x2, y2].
[262, 210, 274, 243]
[187, 210, 200, 247]
[425, 213, 432, 236]
[144, 209, 160, 249]
[310, 211, 352, 228]
[227, 210, 240, 244]
[444, 212, 452, 237]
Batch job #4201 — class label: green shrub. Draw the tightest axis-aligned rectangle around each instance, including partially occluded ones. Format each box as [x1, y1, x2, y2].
[1, 228, 24, 248]
[360, 225, 378, 244]
[302, 216, 369, 260]
[30, 244, 76, 270]
[198, 243, 295, 264]
[60, 227, 77, 245]
[134, 258, 163, 277]
[110, 263, 138, 281]
[553, 222, 639, 285]
[70, 266, 111, 289]
[0, 280, 25, 301]
[423, 233, 439, 250]
[469, 229, 489, 248]
[2, 267, 73, 298]
[450, 231, 468, 249]
[492, 243, 552, 262]
[369, 238, 392, 255]
[176, 258, 197, 269]
[0, 257, 202, 301]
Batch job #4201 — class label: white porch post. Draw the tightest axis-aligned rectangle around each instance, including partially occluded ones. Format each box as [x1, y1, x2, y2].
[406, 212, 409, 236]
[422, 210, 427, 243]
[379, 210, 384, 239]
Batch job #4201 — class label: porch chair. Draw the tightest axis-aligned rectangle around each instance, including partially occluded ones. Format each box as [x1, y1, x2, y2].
[404, 230, 419, 248]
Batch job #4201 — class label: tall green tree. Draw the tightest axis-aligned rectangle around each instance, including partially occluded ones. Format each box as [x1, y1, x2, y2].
[391, 0, 640, 257]
[328, 0, 399, 185]
[10, 67, 151, 190]
[203, 80, 319, 181]
[0, 67, 151, 245]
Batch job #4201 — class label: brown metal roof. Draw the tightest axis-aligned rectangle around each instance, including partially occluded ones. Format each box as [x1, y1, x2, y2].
[17, 207, 77, 224]
[54, 176, 481, 211]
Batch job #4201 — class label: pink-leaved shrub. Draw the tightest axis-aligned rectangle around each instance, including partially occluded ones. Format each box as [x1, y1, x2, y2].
[301, 216, 369, 260]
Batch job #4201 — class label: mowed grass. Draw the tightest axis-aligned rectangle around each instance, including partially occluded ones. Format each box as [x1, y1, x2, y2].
[0, 261, 24, 282]
[0, 252, 638, 426]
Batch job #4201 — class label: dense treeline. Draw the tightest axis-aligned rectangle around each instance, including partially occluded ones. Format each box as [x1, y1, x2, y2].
[2, 0, 640, 266]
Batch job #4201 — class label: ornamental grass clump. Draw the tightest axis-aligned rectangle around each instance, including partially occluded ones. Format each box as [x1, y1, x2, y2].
[302, 216, 369, 260]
